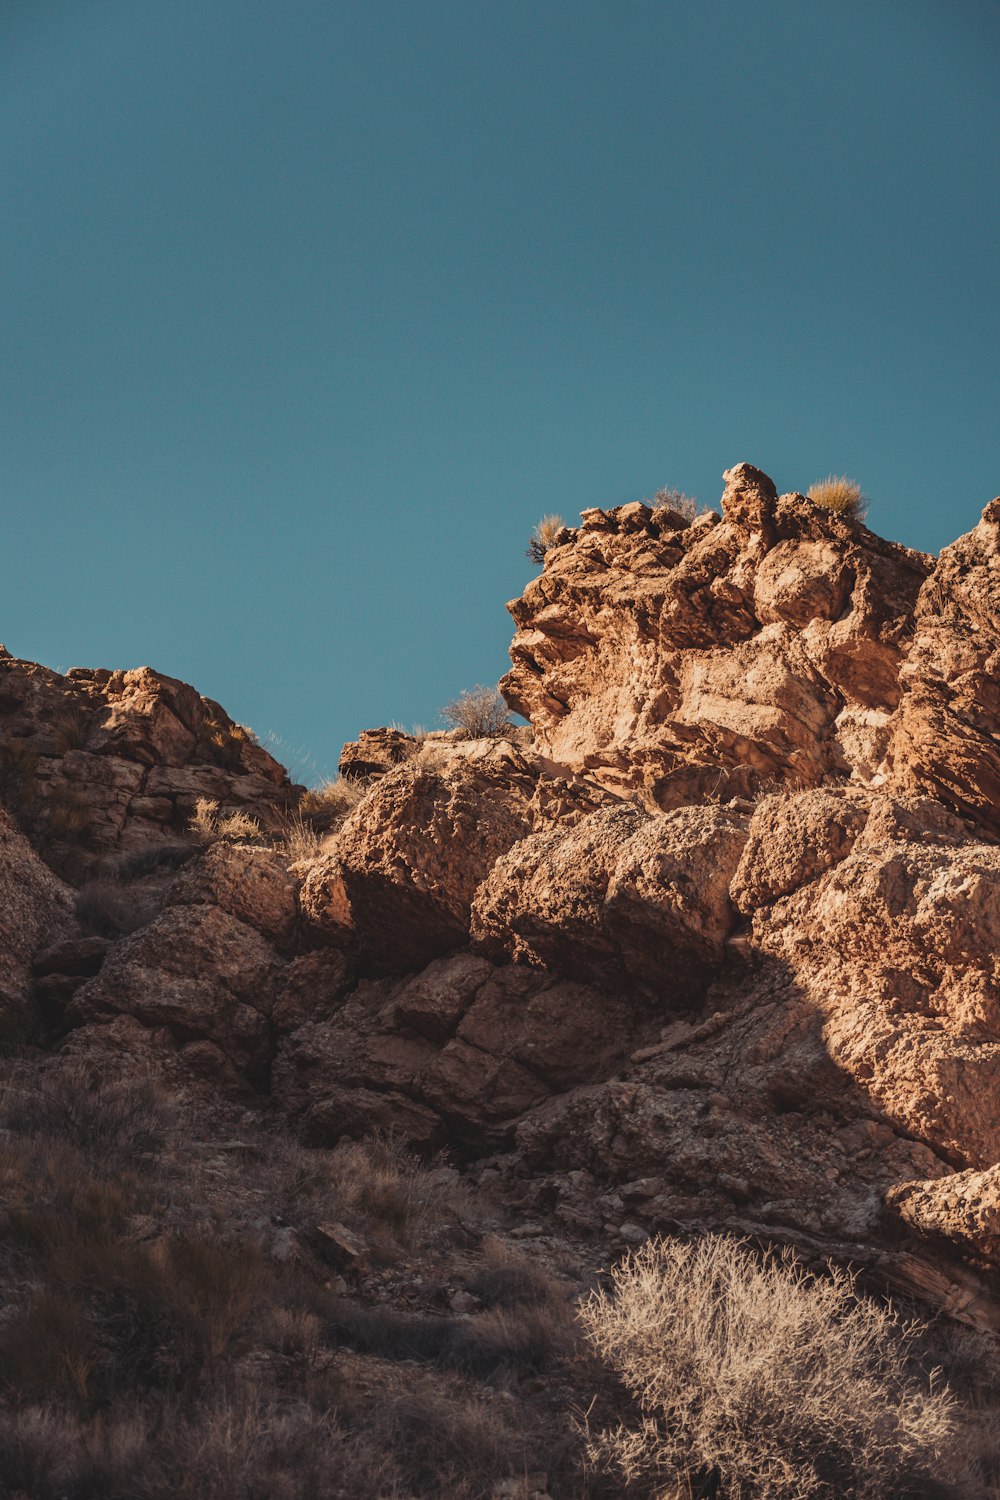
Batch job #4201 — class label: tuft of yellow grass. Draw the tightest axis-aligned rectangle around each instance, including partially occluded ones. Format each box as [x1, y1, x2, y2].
[806, 474, 868, 521]
[526, 514, 565, 565]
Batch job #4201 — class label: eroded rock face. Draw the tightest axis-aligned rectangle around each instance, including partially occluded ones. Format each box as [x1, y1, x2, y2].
[501, 463, 931, 807]
[886, 497, 1000, 834]
[7, 461, 1000, 1335]
[0, 648, 295, 851]
[472, 802, 748, 998]
[272, 953, 641, 1151]
[0, 810, 75, 1026]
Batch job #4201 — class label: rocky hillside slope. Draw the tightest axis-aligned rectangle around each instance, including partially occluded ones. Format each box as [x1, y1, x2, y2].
[3, 460, 1000, 1341]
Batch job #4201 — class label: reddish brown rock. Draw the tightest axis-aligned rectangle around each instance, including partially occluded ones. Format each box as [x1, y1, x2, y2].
[471, 802, 748, 997]
[886, 497, 1000, 834]
[66, 904, 281, 1079]
[0, 649, 295, 853]
[0, 810, 75, 1024]
[272, 953, 638, 1150]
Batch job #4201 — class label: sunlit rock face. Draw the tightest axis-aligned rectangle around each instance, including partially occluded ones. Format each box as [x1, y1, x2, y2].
[7, 463, 1000, 1336]
[0, 647, 296, 849]
[501, 462, 932, 807]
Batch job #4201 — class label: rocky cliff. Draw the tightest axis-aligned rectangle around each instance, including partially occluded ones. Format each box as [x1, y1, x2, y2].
[4, 461, 1000, 1337]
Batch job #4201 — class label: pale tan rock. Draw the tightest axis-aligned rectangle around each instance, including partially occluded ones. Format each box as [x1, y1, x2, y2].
[730, 788, 869, 911]
[501, 463, 930, 806]
[886, 497, 1000, 834]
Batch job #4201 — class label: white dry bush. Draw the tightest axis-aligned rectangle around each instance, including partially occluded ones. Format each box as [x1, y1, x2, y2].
[648, 486, 705, 525]
[578, 1234, 964, 1500]
[441, 685, 514, 740]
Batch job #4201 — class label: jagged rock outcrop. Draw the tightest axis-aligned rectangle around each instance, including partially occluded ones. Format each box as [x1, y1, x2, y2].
[885, 497, 1000, 834]
[0, 648, 295, 851]
[501, 463, 932, 807]
[5, 460, 1000, 1337]
[303, 737, 616, 972]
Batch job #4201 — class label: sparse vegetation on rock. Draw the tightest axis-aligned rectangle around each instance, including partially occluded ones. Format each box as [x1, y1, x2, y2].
[526, 513, 566, 564]
[441, 684, 514, 739]
[4, 463, 1000, 1494]
[806, 473, 868, 520]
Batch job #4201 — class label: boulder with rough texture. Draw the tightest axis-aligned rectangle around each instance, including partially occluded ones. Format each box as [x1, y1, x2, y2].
[306, 739, 616, 971]
[886, 497, 1000, 834]
[472, 802, 748, 997]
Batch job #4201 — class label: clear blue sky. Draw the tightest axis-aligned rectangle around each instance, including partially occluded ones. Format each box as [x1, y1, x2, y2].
[2, 1, 997, 782]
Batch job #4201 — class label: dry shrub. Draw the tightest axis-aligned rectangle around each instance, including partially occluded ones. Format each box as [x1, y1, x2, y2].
[648, 486, 705, 524]
[527, 513, 566, 565]
[578, 1234, 965, 1500]
[189, 796, 262, 842]
[806, 474, 868, 521]
[441, 685, 514, 740]
[297, 775, 367, 831]
[75, 878, 158, 938]
[0, 1063, 171, 1173]
[280, 811, 324, 860]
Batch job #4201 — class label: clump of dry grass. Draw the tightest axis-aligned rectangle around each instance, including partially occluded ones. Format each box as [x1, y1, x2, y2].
[189, 796, 262, 843]
[527, 513, 566, 564]
[297, 775, 367, 831]
[441, 685, 514, 740]
[648, 486, 706, 524]
[280, 811, 324, 860]
[526, 514, 566, 565]
[578, 1233, 966, 1500]
[806, 474, 868, 521]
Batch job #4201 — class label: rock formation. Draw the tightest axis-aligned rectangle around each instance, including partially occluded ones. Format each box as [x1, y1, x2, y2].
[4, 462, 1000, 1337]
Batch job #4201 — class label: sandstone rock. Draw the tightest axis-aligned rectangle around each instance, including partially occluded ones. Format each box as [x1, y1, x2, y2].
[66, 905, 281, 1080]
[886, 1165, 1000, 1266]
[313, 759, 536, 971]
[166, 839, 300, 945]
[501, 463, 930, 806]
[472, 802, 747, 998]
[886, 497, 1000, 834]
[0, 810, 75, 1025]
[0, 651, 296, 854]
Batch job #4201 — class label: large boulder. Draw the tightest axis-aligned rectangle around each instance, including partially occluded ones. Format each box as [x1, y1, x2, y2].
[472, 802, 748, 998]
